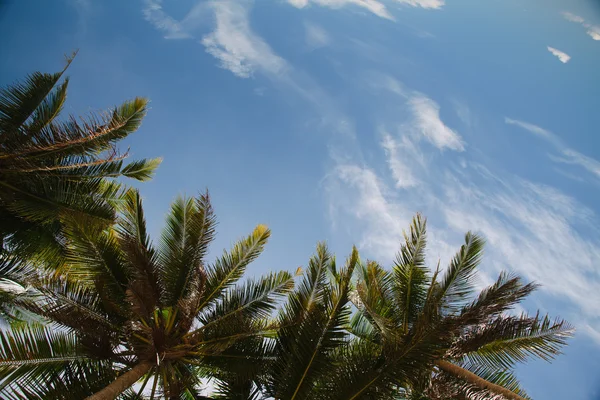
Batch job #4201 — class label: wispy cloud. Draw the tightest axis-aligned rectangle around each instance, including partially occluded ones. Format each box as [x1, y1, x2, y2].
[202, 1, 287, 78]
[547, 46, 571, 63]
[505, 118, 600, 179]
[287, 0, 395, 21]
[381, 131, 420, 188]
[371, 74, 464, 151]
[562, 11, 600, 41]
[395, 0, 445, 9]
[408, 94, 464, 151]
[327, 121, 600, 343]
[143, 0, 193, 39]
[305, 22, 331, 49]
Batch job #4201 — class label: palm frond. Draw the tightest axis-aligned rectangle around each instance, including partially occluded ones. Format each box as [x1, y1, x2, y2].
[456, 312, 574, 370]
[159, 192, 216, 307]
[198, 224, 270, 313]
[392, 214, 429, 333]
[194, 271, 294, 341]
[435, 232, 485, 311]
[118, 189, 161, 317]
[0, 325, 92, 392]
[459, 272, 538, 324]
[0, 53, 72, 138]
[267, 247, 358, 400]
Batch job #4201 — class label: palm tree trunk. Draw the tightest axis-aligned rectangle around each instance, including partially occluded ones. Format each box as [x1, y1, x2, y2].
[85, 361, 153, 400]
[435, 360, 526, 400]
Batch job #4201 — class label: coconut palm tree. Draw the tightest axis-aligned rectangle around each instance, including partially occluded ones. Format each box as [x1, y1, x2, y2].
[0, 190, 294, 399]
[257, 244, 359, 400]
[331, 214, 573, 400]
[0, 54, 160, 264]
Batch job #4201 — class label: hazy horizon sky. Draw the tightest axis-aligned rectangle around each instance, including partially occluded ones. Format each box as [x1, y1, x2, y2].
[1, 0, 600, 397]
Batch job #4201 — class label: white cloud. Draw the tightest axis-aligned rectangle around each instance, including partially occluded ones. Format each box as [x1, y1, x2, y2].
[201, 1, 287, 78]
[562, 11, 585, 23]
[562, 11, 600, 41]
[381, 131, 420, 188]
[327, 134, 600, 343]
[287, 0, 395, 21]
[371, 74, 464, 151]
[395, 0, 445, 9]
[305, 22, 331, 49]
[547, 46, 571, 63]
[408, 94, 464, 151]
[587, 26, 600, 41]
[143, 0, 192, 39]
[505, 118, 600, 179]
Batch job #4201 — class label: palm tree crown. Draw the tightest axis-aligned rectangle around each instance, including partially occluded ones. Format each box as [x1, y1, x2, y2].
[0, 54, 160, 262]
[338, 214, 573, 400]
[0, 190, 294, 399]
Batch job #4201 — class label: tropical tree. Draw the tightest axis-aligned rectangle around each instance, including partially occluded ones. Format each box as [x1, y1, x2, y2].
[0, 54, 160, 264]
[332, 214, 573, 400]
[259, 244, 359, 400]
[0, 190, 294, 399]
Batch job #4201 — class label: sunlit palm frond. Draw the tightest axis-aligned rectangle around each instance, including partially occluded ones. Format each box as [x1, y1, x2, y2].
[159, 192, 216, 308]
[392, 214, 430, 334]
[455, 312, 573, 370]
[198, 224, 270, 313]
[266, 246, 358, 400]
[435, 232, 485, 312]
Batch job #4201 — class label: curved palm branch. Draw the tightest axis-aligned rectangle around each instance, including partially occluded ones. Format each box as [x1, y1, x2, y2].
[0, 53, 161, 264]
[0, 190, 293, 399]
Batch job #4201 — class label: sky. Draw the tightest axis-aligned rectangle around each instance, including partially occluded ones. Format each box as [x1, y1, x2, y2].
[1, 0, 600, 397]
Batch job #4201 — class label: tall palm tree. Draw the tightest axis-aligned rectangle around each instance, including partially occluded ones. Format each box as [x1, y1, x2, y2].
[333, 214, 573, 400]
[0, 190, 294, 399]
[0, 54, 160, 263]
[259, 244, 359, 400]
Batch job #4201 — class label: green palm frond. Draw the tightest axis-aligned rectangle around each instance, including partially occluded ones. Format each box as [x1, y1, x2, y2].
[392, 214, 430, 333]
[214, 378, 262, 400]
[61, 218, 128, 300]
[4, 360, 120, 400]
[159, 192, 216, 308]
[353, 261, 397, 343]
[198, 224, 270, 313]
[431, 361, 531, 400]
[435, 232, 485, 311]
[195, 271, 294, 339]
[459, 272, 538, 323]
[118, 189, 161, 317]
[457, 312, 573, 370]
[0, 56, 160, 261]
[0, 325, 94, 394]
[0, 54, 72, 137]
[266, 246, 358, 400]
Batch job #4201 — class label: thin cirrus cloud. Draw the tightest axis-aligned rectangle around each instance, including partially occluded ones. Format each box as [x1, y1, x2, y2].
[143, 0, 193, 39]
[505, 118, 600, 179]
[408, 94, 465, 151]
[563, 11, 600, 41]
[547, 46, 571, 63]
[304, 22, 331, 49]
[287, 0, 445, 20]
[288, 0, 395, 21]
[367, 74, 464, 152]
[201, 1, 288, 78]
[326, 79, 600, 343]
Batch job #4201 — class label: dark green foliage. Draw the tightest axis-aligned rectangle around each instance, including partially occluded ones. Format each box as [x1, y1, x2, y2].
[0, 190, 293, 399]
[0, 54, 160, 264]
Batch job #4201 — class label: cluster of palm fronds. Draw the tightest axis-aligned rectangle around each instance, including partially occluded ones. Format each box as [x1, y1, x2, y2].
[0, 60, 572, 400]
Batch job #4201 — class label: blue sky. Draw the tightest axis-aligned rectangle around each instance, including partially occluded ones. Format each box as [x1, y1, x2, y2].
[2, 0, 600, 397]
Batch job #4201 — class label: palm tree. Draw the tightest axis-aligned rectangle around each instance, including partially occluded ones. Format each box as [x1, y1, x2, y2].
[333, 214, 573, 400]
[258, 244, 359, 399]
[0, 190, 294, 399]
[0, 53, 160, 263]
